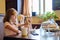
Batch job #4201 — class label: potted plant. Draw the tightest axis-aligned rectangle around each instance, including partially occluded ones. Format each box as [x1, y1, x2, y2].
[39, 12, 59, 33]
[38, 11, 59, 29]
[38, 11, 58, 22]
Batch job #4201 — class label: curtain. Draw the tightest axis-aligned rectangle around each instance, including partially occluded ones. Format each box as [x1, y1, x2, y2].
[23, 0, 30, 17]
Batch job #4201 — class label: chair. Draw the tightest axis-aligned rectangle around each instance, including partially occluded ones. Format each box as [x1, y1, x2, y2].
[0, 16, 4, 40]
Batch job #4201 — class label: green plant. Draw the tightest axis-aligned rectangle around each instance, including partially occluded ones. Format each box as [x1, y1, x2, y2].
[38, 11, 58, 21]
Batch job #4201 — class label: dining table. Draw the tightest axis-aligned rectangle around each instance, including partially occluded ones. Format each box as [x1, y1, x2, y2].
[4, 24, 60, 40]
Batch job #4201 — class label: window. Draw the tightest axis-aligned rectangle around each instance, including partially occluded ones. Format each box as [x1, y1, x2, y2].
[45, 0, 53, 13]
[29, 0, 39, 16]
[29, 0, 53, 16]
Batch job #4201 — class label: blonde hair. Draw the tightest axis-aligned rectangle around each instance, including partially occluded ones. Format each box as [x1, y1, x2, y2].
[3, 8, 17, 23]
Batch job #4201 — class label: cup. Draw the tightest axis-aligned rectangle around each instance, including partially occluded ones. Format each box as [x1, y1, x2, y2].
[21, 27, 28, 38]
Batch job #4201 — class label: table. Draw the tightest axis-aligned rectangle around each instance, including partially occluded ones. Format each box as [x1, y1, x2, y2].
[40, 27, 60, 40]
[4, 28, 60, 40]
[4, 29, 40, 40]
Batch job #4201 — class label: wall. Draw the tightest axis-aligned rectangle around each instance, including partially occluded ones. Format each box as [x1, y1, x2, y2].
[0, 0, 5, 40]
[32, 16, 42, 24]
[55, 10, 60, 20]
[0, 0, 5, 14]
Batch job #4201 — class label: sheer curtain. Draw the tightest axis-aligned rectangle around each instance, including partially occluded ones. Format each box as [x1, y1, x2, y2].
[45, 0, 53, 13]
[28, 0, 53, 15]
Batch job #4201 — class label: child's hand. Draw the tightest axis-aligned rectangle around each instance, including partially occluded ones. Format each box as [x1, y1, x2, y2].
[24, 22, 29, 28]
[24, 21, 28, 25]
[17, 30, 21, 35]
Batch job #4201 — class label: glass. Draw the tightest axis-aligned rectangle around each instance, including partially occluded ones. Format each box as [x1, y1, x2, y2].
[21, 27, 28, 38]
[30, 26, 39, 36]
[21, 16, 32, 38]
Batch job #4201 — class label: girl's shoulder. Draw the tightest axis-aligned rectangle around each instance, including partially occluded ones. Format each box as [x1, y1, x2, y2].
[4, 22, 9, 24]
[4, 22, 10, 27]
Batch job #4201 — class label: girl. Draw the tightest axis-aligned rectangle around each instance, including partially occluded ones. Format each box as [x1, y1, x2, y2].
[3, 8, 28, 37]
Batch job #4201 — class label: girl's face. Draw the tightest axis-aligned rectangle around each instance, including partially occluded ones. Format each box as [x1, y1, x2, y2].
[11, 15, 16, 20]
[11, 11, 17, 22]
[11, 15, 16, 22]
